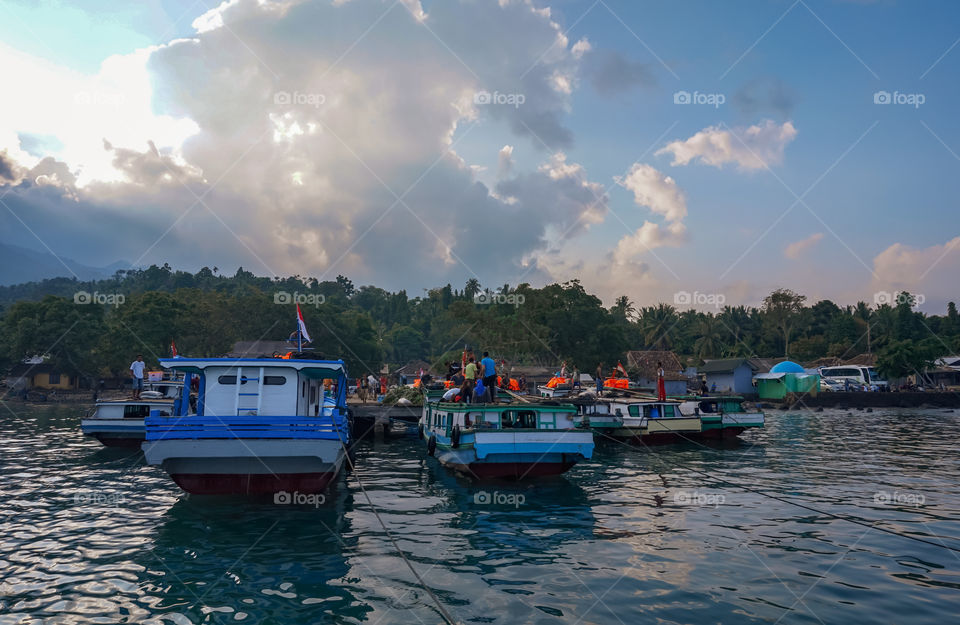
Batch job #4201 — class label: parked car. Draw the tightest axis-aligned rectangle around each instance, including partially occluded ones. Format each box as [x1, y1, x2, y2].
[818, 366, 889, 391]
[819, 378, 846, 392]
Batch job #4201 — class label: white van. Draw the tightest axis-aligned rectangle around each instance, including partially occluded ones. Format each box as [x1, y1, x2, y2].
[818, 366, 889, 391]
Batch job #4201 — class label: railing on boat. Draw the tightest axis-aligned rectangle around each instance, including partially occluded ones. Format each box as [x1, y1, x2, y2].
[145, 413, 349, 440]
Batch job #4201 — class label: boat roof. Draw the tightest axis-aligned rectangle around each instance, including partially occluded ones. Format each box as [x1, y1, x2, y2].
[433, 401, 577, 413]
[159, 357, 346, 379]
[96, 399, 173, 405]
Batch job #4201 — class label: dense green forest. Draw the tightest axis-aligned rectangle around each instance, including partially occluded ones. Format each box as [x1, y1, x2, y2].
[1, 265, 957, 382]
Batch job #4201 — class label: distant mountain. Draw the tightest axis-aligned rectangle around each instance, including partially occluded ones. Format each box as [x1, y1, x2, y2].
[0, 241, 129, 286]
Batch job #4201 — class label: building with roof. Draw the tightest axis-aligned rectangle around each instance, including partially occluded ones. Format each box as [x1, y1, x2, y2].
[754, 361, 820, 400]
[698, 358, 758, 394]
[625, 350, 688, 395]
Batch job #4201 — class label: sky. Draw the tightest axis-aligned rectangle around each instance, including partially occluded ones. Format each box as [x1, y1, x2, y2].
[0, 0, 958, 312]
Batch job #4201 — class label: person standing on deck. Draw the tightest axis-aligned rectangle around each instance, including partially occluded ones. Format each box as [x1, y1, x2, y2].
[480, 351, 497, 403]
[463, 357, 478, 404]
[130, 355, 145, 400]
[595, 363, 603, 397]
[656, 361, 666, 401]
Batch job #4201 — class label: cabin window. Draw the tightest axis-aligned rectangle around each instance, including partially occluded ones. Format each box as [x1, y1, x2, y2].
[310, 385, 317, 404]
[538, 413, 557, 429]
[502, 410, 537, 429]
[49, 373, 61, 384]
[123, 404, 151, 418]
[628, 405, 641, 418]
[464, 413, 472, 428]
[263, 376, 287, 385]
[302, 381, 307, 397]
[217, 375, 248, 385]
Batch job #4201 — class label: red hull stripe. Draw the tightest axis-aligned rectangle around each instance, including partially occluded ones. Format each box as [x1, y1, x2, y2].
[170, 472, 336, 495]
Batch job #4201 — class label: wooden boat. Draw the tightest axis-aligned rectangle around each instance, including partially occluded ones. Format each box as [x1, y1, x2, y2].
[80, 378, 185, 447]
[142, 357, 351, 495]
[575, 398, 701, 444]
[419, 401, 594, 478]
[681, 395, 764, 438]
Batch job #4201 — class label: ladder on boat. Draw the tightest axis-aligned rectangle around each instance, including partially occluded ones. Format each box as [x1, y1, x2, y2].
[234, 366, 265, 416]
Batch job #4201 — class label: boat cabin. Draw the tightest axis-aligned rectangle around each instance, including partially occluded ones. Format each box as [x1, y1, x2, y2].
[424, 403, 578, 434]
[159, 357, 347, 418]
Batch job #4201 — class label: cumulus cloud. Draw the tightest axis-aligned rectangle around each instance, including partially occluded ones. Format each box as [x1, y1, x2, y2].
[872, 237, 960, 310]
[611, 163, 688, 264]
[656, 120, 798, 171]
[784, 232, 824, 259]
[498, 145, 515, 179]
[0, 0, 612, 290]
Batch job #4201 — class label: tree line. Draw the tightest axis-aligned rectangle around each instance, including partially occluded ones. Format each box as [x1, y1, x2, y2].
[0, 265, 957, 383]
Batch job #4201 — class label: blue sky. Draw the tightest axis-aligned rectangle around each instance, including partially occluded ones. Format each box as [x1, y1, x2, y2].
[1, 0, 958, 310]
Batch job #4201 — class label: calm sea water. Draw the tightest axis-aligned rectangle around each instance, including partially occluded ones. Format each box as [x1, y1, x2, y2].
[1, 405, 959, 624]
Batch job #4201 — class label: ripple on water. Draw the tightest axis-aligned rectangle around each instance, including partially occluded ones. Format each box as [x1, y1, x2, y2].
[0, 406, 958, 624]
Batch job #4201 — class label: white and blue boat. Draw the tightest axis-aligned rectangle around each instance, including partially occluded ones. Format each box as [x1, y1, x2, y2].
[142, 357, 351, 495]
[80, 378, 184, 447]
[419, 401, 594, 478]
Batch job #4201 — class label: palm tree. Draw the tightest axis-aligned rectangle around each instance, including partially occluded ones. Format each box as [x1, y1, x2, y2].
[611, 295, 637, 321]
[693, 315, 722, 360]
[638, 303, 679, 349]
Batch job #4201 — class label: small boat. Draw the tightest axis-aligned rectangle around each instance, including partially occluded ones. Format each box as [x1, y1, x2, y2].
[80, 378, 185, 447]
[419, 400, 594, 478]
[682, 395, 764, 438]
[143, 357, 351, 495]
[575, 398, 702, 445]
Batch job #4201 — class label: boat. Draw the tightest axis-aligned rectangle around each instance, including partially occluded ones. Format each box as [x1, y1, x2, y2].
[419, 400, 594, 478]
[575, 398, 702, 445]
[80, 377, 186, 447]
[142, 357, 351, 495]
[681, 395, 764, 438]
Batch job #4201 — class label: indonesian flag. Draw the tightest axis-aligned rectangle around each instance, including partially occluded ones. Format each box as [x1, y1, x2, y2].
[170, 341, 178, 357]
[296, 303, 312, 343]
[616, 361, 627, 376]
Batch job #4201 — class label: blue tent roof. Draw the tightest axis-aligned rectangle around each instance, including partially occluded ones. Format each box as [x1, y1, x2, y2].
[770, 360, 805, 374]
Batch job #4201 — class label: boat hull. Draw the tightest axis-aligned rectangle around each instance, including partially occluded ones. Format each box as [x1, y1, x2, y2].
[170, 471, 338, 495]
[81, 418, 146, 447]
[428, 430, 593, 479]
[143, 439, 345, 495]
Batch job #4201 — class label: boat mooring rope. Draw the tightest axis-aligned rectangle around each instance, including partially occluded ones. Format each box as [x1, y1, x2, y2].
[335, 414, 458, 625]
[597, 423, 960, 555]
